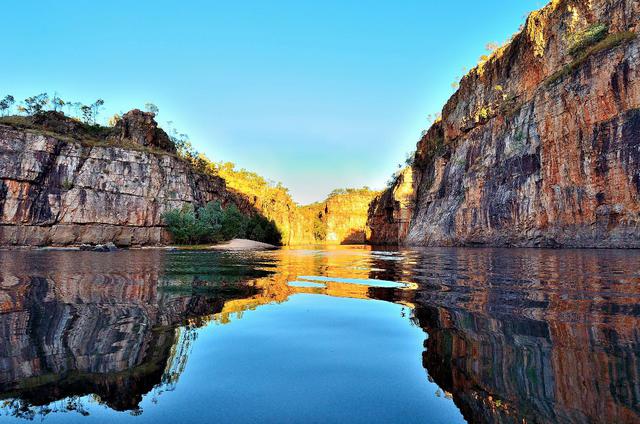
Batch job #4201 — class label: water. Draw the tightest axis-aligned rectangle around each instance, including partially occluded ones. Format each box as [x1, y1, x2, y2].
[0, 246, 639, 423]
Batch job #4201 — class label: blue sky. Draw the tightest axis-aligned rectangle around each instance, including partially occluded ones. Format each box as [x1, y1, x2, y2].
[3, 0, 547, 204]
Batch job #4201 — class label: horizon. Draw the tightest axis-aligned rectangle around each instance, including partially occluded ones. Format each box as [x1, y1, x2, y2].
[3, 0, 546, 204]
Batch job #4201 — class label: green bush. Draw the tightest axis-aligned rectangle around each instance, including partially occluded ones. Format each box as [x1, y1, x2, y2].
[162, 201, 281, 245]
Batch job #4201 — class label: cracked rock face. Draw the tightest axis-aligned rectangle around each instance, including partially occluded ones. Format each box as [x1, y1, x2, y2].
[368, 0, 640, 248]
[0, 126, 240, 246]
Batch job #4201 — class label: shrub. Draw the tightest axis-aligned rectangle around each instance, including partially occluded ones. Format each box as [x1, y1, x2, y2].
[162, 201, 282, 245]
[162, 205, 207, 244]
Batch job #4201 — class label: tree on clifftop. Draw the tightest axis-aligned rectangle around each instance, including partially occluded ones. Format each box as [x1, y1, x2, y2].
[145, 103, 159, 115]
[19, 93, 49, 115]
[0, 95, 15, 116]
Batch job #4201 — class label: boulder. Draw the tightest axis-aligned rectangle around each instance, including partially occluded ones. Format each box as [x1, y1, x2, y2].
[109, 109, 176, 153]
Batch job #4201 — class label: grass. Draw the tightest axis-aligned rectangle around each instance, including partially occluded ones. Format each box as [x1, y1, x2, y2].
[547, 31, 637, 86]
[567, 23, 609, 57]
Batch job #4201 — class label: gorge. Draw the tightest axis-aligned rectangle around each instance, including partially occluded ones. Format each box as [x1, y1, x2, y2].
[0, 0, 639, 249]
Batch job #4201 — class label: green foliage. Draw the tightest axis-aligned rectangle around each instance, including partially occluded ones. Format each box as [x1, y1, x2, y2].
[246, 214, 282, 245]
[162, 201, 282, 245]
[20, 93, 49, 115]
[162, 205, 206, 245]
[567, 23, 608, 57]
[220, 204, 246, 240]
[61, 179, 73, 190]
[145, 103, 159, 115]
[0, 95, 15, 116]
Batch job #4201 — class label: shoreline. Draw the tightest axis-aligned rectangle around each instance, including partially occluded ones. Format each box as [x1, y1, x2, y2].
[0, 239, 279, 252]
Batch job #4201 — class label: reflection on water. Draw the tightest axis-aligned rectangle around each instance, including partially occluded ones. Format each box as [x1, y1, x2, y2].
[0, 247, 639, 423]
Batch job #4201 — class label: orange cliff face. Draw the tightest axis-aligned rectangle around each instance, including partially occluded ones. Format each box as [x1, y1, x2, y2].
[367, 0, 640, 248]
[310, 189, 380, 245]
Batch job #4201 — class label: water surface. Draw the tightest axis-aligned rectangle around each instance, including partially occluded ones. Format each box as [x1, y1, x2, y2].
[1, 247, 639, 423]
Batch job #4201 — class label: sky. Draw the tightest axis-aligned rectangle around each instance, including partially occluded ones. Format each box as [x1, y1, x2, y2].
[3, 0, 547, 204]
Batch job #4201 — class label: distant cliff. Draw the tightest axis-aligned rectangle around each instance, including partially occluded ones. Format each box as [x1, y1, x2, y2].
[368, 0, 640, 247]
[299, 188, 380, 245]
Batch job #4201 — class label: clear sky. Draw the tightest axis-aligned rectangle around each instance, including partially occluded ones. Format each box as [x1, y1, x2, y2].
[3, 0, 547, 204]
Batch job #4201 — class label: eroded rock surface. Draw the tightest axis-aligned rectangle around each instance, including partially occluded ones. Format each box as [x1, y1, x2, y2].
[0, 124, 241, 246]
[368, 0, 640, 247]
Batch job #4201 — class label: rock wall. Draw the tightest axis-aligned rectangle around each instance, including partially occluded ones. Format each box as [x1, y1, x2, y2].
[0, 124, 244, 246]
[368, 0, 640, 247]
[320, 190, 380, 244]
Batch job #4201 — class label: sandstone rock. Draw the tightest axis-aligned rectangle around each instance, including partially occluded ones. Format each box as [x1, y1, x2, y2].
[0, 126, 248, 247]
[368, 0, 640, 248]
[109, 109, 176, 153]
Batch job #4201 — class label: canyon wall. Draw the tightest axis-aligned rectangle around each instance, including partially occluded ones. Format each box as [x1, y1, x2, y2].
[298, 189, 380, 245]
[368, 0, 640, 247]
[0, 112, 247, 247]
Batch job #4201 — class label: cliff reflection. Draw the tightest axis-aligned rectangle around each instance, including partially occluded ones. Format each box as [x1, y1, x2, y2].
[0, 247, 639, 423]
[0, 251, 265, 416]
[398, 248, 640, 424]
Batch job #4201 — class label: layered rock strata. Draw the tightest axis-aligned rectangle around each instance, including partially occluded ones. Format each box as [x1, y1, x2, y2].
[368, 0, 640, 247]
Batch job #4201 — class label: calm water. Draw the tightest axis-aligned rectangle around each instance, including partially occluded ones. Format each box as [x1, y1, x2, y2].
[1, 247, 639, 423]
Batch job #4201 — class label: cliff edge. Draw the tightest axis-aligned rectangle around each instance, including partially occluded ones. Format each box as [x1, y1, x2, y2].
[368, 0, 640, 248]
[0, 111, 245, 246]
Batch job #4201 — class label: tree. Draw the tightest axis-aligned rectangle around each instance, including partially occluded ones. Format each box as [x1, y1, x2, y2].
[485, 42, 500, 53]
[51, 94, 65, 112]
[80, 105, 92, 123]
[65, 101, 82, 117]
[90, 99, 104, 124]
[107, 113, 121, 127]
[145, 103, 159, 115]
[221, 204, 246, 240]
[22, 93, 49, 115]
[0, 95, 15, 116]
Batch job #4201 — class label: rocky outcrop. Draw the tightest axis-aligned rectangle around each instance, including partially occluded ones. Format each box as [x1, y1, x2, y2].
[0, 114, 245, 246]
[109, 109, 176, 153]
[296, 188, 379, 245]
[368, 0, 640, 247]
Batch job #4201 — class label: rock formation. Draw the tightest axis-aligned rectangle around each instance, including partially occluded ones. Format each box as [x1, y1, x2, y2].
[368, 0, 640, 247]
[0, 112, 246, 246]
[108, 109, 176, 153]
[297, 188, 380, 245]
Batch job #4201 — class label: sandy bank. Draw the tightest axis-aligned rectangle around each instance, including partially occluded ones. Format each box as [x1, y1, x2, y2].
[203, 238, 278, 251]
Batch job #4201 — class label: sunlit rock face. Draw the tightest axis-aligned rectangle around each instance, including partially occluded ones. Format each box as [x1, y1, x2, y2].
[367, 168, 416, 245]
[322, 190, 380, 244]
[368, 0, 640, 247]
[0, 122, 244, 246]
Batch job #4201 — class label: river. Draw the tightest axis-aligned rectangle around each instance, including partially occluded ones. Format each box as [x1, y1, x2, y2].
[0, 246, 638, 423]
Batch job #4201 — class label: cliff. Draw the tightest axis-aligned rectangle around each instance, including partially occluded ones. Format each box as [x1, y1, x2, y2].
[368, 0, 640, 247]
[212, 162, 378, 245]
[0, 111, 247, 246]
[299, 188, 380, 245]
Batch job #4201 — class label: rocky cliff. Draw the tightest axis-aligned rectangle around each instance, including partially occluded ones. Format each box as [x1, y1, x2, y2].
[298, 188, 380, 245]
[368, 0, 640, 247]
[0, 111, 246, 246]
